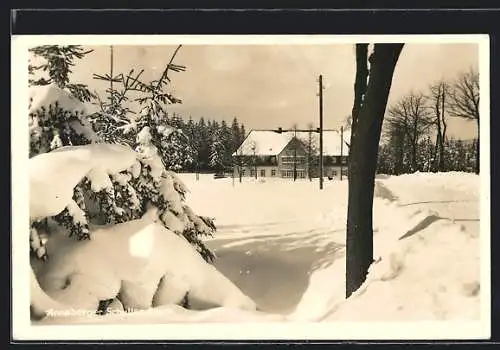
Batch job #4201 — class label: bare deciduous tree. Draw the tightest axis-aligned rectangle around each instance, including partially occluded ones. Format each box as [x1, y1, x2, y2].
[386, 91, 433, 172]
[448, 67, 480, 173]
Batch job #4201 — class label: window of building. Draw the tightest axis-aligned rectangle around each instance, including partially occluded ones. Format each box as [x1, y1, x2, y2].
[281, 156, 306, 165]
[332, 170, 338, 177]
[241, 169, 245, 176]
[271, 169, 276, 177]
[260, 169, 266, 177]
[250, 169, 255, 176]
[341, 156, 348, 164]
[281, 170, 295, 178]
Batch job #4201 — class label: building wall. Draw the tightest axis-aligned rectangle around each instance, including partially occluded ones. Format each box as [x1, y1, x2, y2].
[276, 138, 309, 179]
[233, 165, 348, 180]
[233, 165, 279, 178]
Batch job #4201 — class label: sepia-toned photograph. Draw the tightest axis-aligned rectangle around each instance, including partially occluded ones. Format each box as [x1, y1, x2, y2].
[11, 34, 490, 340]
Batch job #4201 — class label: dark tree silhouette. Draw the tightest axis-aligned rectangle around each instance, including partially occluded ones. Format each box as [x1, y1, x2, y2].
[429, 80, 451, 172]
[346, 43, 404, 298]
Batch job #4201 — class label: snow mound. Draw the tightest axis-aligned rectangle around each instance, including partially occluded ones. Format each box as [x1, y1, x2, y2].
[33, 209, 256, 323]
[29, 84, 87, 116]
[325, 219, 479, 321]
[291, 199, 480, 322]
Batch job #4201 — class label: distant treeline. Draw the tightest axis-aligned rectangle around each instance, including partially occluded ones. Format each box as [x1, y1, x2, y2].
[172, 115, 247, 173]
[377, 137, 478, 175]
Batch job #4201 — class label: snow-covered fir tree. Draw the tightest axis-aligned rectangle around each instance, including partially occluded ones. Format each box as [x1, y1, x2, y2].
[219, 120, 234, 167]
[134, 107, 195, 171]
[29, 45, 96, 103]
[29, 45, 99, 157]
[209, 129, 226, 173]
[416, 136, 434, 172]
[29, 78, 216, 266]
[231, 117, 242, 152]
[29, 84, 98, 157]
[197, 117, 210, 169]
[240, 124, 247, 143]
[89, 68, 144, 146]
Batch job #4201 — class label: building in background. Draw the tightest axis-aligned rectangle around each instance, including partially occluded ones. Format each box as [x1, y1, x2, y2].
[232, 129, 350, 180]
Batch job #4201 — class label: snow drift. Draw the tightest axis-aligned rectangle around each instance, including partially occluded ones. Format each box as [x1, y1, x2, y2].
[290, 178, 480, 322]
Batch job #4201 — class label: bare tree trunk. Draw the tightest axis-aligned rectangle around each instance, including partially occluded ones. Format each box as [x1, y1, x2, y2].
[411, 120, 419, 171]
[439, 87, 447, 171]
[433, 133, 440, 172]
[411, 142, 418, 172]
[394, 131, 405, 175]
[346, 43, 404, 298]
[433, 95, 442, 172]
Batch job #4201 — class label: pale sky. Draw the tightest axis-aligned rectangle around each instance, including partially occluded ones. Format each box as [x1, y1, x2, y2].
[66, 43, 479, 139]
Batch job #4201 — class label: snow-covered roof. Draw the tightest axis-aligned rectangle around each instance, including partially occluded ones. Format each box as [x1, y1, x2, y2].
[233, 129, 351, 157]
[233, 131, 294, 156]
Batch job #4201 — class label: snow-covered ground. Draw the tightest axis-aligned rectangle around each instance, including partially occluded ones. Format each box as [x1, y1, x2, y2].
[183, 173, 482, 322]
[21, 171, 487, 340]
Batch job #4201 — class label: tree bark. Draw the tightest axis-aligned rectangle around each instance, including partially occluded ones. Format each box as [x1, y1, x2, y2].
[351, 44, 369, 133]
[346, 43, 404, 298]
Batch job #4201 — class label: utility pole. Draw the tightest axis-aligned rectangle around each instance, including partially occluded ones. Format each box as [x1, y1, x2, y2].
[308, 126, 312, 182]
[293, 125, 297, 181]
[252, 146, 257, 179]
[319, 75, 324, 190]
[340, 125, 344, 181]
[232, 156, 235, 187]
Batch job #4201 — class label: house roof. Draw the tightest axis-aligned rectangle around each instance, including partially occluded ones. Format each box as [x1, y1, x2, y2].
[233, 129, 351, 157]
